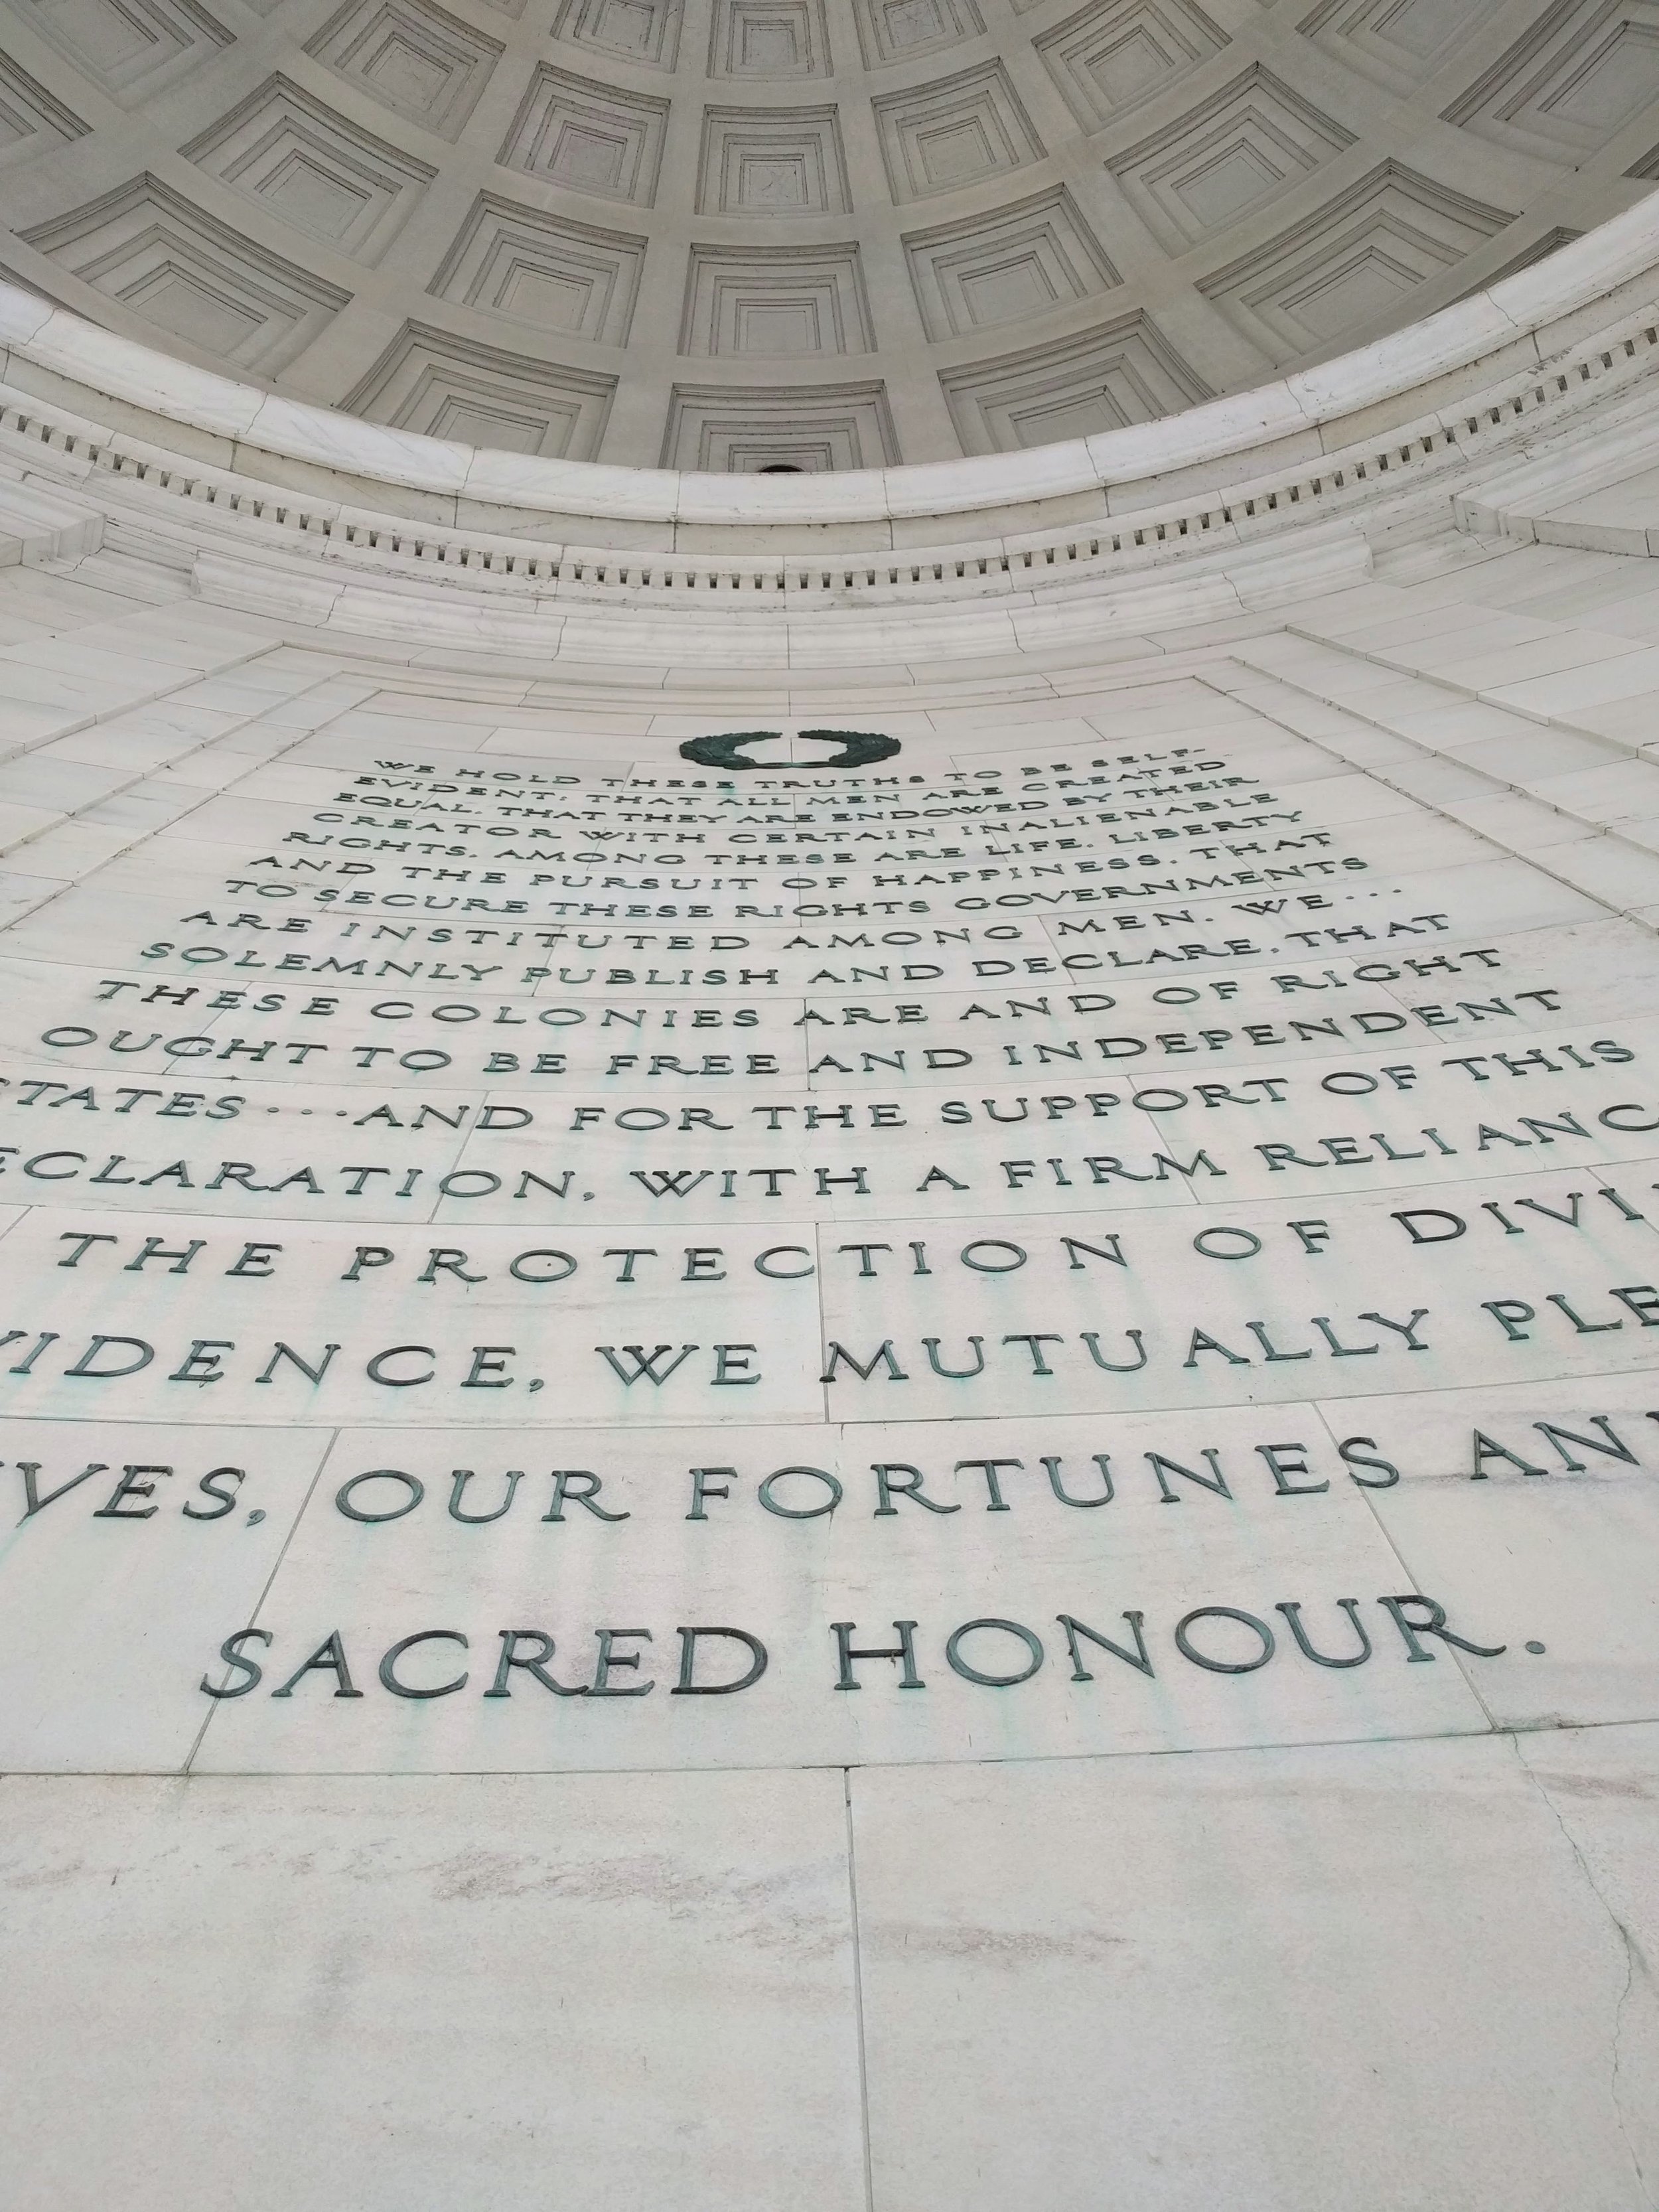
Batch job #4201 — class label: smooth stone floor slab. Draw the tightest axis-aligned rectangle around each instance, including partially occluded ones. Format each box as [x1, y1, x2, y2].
[0, 1769, 865, 2212]
[851, 1731, 1659, 2212]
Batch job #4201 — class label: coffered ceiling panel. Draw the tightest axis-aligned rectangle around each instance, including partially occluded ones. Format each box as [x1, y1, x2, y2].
[0, 0, 1653, 465]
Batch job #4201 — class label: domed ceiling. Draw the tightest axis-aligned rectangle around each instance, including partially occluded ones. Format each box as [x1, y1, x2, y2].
[1, 0, 1656, 468]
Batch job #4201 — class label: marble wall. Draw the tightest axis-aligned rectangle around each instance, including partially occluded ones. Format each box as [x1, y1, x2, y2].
[0, 564, 1657, 2205]
[2, 252, 1659, 2206]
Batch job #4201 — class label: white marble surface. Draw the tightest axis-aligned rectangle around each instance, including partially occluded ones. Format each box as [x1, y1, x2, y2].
[852, 1730, 1659, 2211]
[0, 274, 1658, 2205]
[0, 1769, 866, 2211]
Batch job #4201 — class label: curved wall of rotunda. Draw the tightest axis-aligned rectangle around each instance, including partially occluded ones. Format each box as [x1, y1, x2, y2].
[3, 200, 1659, 2209]
[5, 0, 1659, 465]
